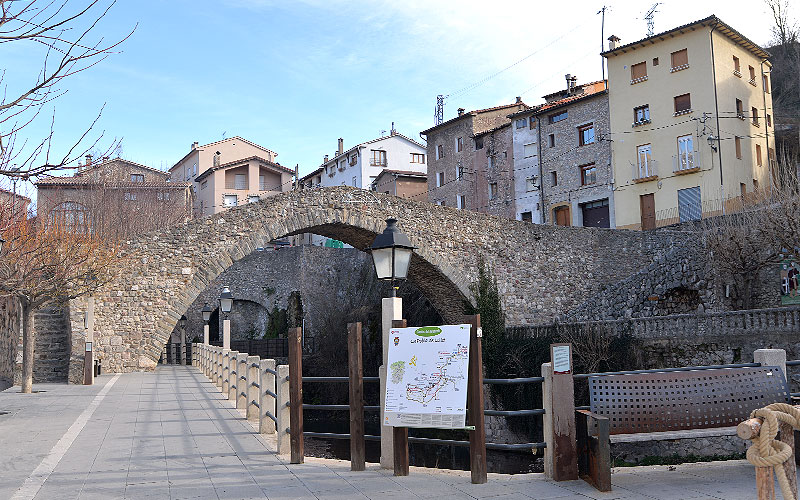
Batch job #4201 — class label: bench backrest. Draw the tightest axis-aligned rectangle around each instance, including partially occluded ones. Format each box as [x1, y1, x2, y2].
[588, 366, 790, 435]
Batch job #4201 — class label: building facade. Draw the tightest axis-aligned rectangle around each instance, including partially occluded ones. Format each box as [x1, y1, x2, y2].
[604, 16, 774, 229]
[36, 156, 193, 239]
[421, 100, 528, 216]
[0, 188, 31, 219]
[371, 170, 427, 200]
[509, 79, 613, 227]
[169, 137, 294, 217]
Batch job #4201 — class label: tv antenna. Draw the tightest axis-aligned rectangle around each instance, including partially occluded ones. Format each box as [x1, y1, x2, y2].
[643, 3, 661, 36]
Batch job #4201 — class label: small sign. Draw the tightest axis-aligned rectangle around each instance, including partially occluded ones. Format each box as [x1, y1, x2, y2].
[476, 327, 483, 338]
[85, 342, 93, 352]
[552, 344, 571, 374]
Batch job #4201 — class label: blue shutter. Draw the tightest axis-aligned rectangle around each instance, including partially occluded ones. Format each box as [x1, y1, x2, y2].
[678, 187, 701, 222]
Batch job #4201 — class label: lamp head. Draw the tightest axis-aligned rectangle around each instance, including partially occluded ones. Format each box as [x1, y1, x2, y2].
[201, 303, 212, 323]
[219, 286, 234, 313]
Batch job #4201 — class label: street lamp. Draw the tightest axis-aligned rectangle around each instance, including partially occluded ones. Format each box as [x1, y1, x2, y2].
[219, 286, 234, 350]
[201, 303, 212, 345]
[369, 218, 415, 297]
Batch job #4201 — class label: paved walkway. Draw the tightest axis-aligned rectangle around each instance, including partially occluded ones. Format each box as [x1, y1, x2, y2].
[0, 365, 782, 499]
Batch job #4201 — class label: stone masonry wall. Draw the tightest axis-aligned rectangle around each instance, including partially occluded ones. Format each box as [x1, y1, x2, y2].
[12, 301, 71, 385]
[0, 296, 19, 390]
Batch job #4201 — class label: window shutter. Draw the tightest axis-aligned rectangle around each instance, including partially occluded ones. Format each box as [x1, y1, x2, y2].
[631, 62, 647, 80]
[677, 186, 701, 222]
[674, 94, 691, 113]
[671, 49, 688, 67]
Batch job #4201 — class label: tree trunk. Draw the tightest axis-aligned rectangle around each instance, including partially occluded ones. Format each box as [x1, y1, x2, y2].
[20, 299, 35, 394]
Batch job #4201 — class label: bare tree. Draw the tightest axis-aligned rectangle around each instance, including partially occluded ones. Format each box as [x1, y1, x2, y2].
[0, 199, 119, 392]
[0, 0, 134, 181]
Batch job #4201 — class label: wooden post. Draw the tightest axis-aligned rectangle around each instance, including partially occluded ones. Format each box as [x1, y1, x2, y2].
[780, 421, 797, 497]
[466, 314, 487, 484]
[348, 322, 365, 471]
[391, 319, 409, 476]
[549, 343, 578, 481]
[288, 327, 304, 464]
[738, 416, 792, 500]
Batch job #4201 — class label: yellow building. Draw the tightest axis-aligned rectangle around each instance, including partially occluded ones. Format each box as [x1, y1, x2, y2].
[603, 16, 774, 229]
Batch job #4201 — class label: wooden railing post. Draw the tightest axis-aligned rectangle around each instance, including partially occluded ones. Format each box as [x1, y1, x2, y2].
[348, 322, 365, 471]
[288, 327, 304, 464]
[391, 319, 409, 476]
[467, 314, 487, 484]
[544, 343, 578, 481]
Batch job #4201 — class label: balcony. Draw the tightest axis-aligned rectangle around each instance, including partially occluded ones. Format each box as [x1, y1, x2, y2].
[733, 69, 742, 78]
[670, 63, 690, 73]
[673, 151, 701, 174]
[632, 161, 658, 183]
[749, 78, 757, 87]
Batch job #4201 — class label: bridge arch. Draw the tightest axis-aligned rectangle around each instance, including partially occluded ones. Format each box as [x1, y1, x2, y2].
[76, 186, 688, 376]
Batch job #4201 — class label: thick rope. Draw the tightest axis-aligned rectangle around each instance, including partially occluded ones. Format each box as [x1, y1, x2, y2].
[745, 403, 800, 500]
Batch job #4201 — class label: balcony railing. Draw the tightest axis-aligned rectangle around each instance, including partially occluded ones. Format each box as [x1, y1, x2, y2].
[673, 151, 700, 174]
[632, 160, 658, 182]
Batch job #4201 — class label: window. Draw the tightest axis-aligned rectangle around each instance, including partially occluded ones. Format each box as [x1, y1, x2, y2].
[248, 195, 259, 204]
[370, 150, 387, 166]
[49, 202, 90, 233]
[676, 135, 695, 171]
[578, 123, 595, 146]
[634, 105, 650, 123]
[741, 183, 747, 197]
[131, 174, 144, 183]
[631, 61, 647, 82]
[756, 144, 763, 166]
[201, 180, 208, 190]
[670, 48, 688, 70]
[349, 154, 357, 166]
[580, 163, 597, 185]
[213, 153, 221, 167]
[637, 144, 653, 178]
[674, 93, 691, 115]
[456, 137, 463, 152]
[410, 153, 425, 163]
[352, 176, 357, 186]
[339, 160, 346, 170]
[437, 171, 444, 187]
[124, 192, 137, 201]
[487, 156, 494, 169]
[224, 194, 237, 207]
[733, 55, 741, 75]
[235, 174, 247, 190]
[515, 118, 527, 129]
[157, 192, 170, 201]
[677, 186, 701, 222]
[736, 99, 744, 118]
[474, 137, 483, 150]
[456, 163, 464, 179]
[259, 175, 268, 191]
[653, 57, 659, 66]
[523, 143, 537, 158]
[457, 195, 466, 209]
[753, 179, 759, 191]
[551, 171, 558, 186]
[549, 111, 568, 123]
[488, 183, 497, 200]
[763, 74, 770, 93]
[548, 134, 555, 148]
[193, 163, 198, 176]
[436, 144, 444, 159]
[752, 107, 759, 126]
[749, 65, 756, 83]
[526, 176, 537, 192]
[521, 212, 533, 222]
[735, 136, 742, 159]
[529, 118, 537, 130]
[436, 200, 445, 206]
[767, 114, 772, 127]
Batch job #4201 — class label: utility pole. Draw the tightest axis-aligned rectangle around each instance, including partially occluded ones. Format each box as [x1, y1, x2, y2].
[434, 95, 444, 126]
[598, 6, 608, 87]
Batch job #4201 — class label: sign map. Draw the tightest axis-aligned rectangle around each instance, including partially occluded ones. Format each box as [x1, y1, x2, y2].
[384, 324, 470, 429]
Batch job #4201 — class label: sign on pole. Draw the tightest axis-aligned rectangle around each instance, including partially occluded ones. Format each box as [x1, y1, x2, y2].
[384, 324, 470, 429]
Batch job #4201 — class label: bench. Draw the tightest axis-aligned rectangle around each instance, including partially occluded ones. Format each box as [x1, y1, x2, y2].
[576, 366, 791, 491]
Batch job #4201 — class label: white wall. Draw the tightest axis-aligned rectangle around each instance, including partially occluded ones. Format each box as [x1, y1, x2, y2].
[511, 116, 542, 223]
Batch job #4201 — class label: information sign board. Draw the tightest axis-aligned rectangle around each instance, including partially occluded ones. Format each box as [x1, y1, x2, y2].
[384, 324, 470, 429]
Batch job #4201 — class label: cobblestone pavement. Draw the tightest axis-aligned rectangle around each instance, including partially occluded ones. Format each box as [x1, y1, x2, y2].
[0, 365, 781, 499]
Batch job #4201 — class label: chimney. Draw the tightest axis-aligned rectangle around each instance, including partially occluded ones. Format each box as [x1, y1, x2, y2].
[191, 141, 199, 150]
[337, 138, 343, 155]
[608, 35, 620, 51]
[390, 122, 396, 136]
[85, 154, 92, 167]
[457, 108, 465, 116]
[565, 74, 578, 94]
[515, 96, 522, 104]
[324, 154, 329, 163]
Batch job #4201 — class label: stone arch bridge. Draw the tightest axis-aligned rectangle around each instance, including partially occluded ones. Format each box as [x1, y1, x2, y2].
[69, 186, 689, 376]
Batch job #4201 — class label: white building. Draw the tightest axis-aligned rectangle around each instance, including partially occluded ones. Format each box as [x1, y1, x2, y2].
[508, 114, 542, 223]
[297, 128, 427, 246]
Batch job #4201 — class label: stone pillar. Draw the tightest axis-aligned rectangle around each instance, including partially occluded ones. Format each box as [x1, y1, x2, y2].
[203, 324, 210, 345]
[247, 355, 260, 420]
[260, 358, 277, 434]
[170, 343, 176, 365]
[223, 319, 231, 350]
[180, 330, 186, 366]
[237, 354, 248, 410]
[228, 351, 239, 401]
[380, 296, 402, 470]
[755, 349, 787, 381]
[84, 297, 95, 385]
[221, 350, 231, 394]
[276, 364, 291, 454]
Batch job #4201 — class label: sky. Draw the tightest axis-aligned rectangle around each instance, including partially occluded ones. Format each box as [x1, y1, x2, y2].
[2, 0, 782, 202]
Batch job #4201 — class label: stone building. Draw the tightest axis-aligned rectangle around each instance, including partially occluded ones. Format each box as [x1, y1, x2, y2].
[0, 187, 31, 218]
[509, 78, 612, 227]
[421, 99, 528, 213]
[36, 156, 193, 239]
[370, 169, 427, 200]
[471, 123, 515, 218]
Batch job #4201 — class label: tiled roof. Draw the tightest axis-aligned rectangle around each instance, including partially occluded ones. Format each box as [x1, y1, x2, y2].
[474, 122, 511, 138]
[170, 136, 279, 172]
[36, 178, 191, 189]
[508, 81, 607, 119]
[299, 167, 325, 183]
[375, 169, 427, 179]
[313, 132, 427, 171]
[602, 15, 771, 60]
[195, 155, 295, 182]
[420, 102, 529, 135]
[75, 157, 169, 176]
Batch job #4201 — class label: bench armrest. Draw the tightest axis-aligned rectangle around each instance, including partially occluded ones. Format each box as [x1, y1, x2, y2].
[576, 409, 611, 492]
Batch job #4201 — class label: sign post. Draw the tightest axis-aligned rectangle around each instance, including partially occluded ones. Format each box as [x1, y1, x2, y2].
[466, 314, 487, 484]
[548, 343, 578, 481]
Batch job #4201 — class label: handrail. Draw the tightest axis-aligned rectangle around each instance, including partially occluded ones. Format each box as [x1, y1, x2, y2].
[484, 376, 544, 384]
[573, 362, 761, 379]
[303, 376, 380, 383]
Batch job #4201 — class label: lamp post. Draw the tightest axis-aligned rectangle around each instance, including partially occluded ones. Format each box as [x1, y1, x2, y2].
[220, 286, 234, 350]
[179, 315, 187, 365]
[369, 218, 415, 470]
[202, 303, 212, 345]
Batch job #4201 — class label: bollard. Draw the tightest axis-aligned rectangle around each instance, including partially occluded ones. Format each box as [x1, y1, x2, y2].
[237, 354, 248, 410]
[247, 355, 260, 421]
[228, 351, 240, 402]
[221, 350, 231, 395]
[260, 358, 277, 434]
[276, 364, 291, 454]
